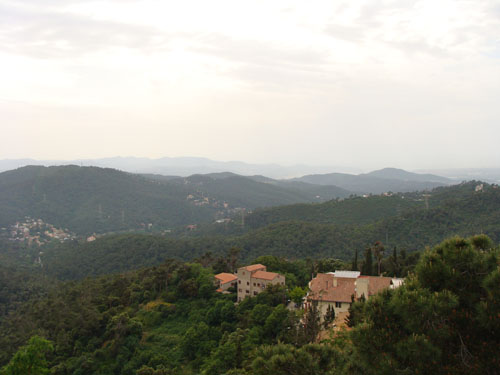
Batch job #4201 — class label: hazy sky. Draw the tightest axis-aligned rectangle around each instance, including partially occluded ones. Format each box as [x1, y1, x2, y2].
[1, 0, 499, 169]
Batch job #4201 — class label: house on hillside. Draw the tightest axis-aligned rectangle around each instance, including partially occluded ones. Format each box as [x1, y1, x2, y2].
[236, 264, 285, 302]
[214, 273, 238, 293]
[305, 270, 403, 322]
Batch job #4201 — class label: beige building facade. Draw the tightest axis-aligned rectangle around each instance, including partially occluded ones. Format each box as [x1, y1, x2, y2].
[236, 264, 285, 302]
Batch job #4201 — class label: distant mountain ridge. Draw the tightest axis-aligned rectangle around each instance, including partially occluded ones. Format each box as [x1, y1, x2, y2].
[364, 168, 451, 183]
[0, 157, 358, 179]
[294, 167, 452, 194]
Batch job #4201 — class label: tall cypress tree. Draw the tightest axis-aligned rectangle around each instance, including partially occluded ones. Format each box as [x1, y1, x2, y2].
[361, 247, 373, 276]
[351, 249, 358, 271]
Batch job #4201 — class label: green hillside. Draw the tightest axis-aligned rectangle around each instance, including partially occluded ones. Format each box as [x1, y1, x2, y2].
[154, 172, 352, 207]
[235, 181, 492, 230]
[245, 195, 421, 229]
[0, 165, 215, 235]
[0, 166, 354, 236]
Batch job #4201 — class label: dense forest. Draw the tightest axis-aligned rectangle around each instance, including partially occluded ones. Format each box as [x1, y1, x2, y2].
[9, 181, 494, 282]
[0, 235, 498, 374]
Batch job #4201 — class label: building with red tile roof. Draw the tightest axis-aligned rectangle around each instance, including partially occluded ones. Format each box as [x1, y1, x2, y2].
[305, 271, 403, 322]
[236, 264, 285, 302]
[214, 272, 238, 293]
[240, 264, 266, 272]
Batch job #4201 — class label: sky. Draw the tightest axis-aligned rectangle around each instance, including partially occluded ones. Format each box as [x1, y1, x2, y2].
[1, 0, 500, 170]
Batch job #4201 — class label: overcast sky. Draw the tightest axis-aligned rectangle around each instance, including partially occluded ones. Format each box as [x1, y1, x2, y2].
[1, 0, 499, 170]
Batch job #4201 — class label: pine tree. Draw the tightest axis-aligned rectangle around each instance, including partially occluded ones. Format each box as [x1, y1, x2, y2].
[346, 294, 365, 327]
[323, 304, 336, 329]
[301, 301, 320, 343]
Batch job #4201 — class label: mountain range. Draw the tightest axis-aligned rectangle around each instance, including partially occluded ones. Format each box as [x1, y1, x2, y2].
[0, 164, 462, 236]
[0, 157, 355, 179]
[293, 168, 451, 194]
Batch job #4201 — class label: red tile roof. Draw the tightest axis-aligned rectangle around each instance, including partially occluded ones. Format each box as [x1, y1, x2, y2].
[214, 273, 238, 284]
[309, 275, 356, 303]
[252, 270, 279, 281]
[308, 273, 393, 303]
[243, 264, 266, 272]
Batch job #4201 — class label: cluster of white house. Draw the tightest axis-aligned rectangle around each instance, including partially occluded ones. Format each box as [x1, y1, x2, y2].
[214, 265, 403, 319]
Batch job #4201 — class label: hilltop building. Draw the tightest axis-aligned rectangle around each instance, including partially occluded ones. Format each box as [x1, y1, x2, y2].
[213, 264, 286, 301]
[236, 264, 285, 302]
[305, 270, 403, 321]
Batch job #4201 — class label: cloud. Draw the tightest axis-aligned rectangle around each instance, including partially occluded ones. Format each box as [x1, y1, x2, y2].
[0, 2, 174, 58]
[323, 0, 500, 60]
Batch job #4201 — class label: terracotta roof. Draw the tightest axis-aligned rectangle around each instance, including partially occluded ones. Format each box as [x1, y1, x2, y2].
[308, 274, 394, 304]
[309, 273, 335, 291]
[214, 273, 238, 284]
[243, 264, 266, 272]
[252, 270, 279, 281]
[308, 274, 356, 303]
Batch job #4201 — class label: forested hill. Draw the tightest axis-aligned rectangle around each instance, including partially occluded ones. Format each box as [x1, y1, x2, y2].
[145, 172, 352, 206]
[0, 165, 216, 235]
[0, 166, 350, 235]
[242, 181, 491, 230]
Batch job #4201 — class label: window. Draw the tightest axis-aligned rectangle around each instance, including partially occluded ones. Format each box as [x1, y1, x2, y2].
[238, 280, 241, 284]
[238, 288, 242, 292]
[253, 291, 258, 295]
[247, 281, 249, 285]
[335, 302, 341, 308]
[253, 283, 256, 286]
[257, 283, 260, 287]
[246, 290, 249, 294]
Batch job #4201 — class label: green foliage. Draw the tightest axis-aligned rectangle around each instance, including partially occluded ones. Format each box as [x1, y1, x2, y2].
[323, 305, 335, 329]
[0, 260, 303, 375]
[250, 343, 338, 375]
[301, 301, 321, 344]
[0, 336, 53, 375]
[361, 247, 373, 276]
[289, 287, 307, 305]
[1, 235, 498, 375]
